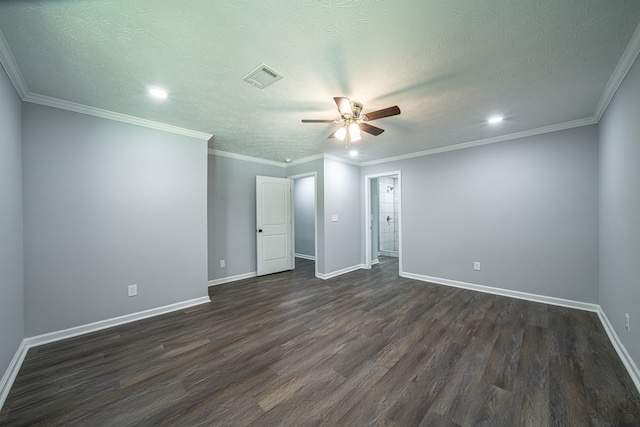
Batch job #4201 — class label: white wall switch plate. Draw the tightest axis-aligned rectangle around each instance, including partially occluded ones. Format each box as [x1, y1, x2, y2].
[474, 262, 481, 271]
[220, 259, 226, 268]
[331, 214, 339, 222]
[128, 284, 137, 297]
[625, 313, 630, 332]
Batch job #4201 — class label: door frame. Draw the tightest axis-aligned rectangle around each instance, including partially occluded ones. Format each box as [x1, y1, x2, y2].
[364, 170, 402, 273]
[288, 172, 319, 278]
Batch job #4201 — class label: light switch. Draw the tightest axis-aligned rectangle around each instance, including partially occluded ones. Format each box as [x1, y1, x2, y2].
[331, 214, 339, 222]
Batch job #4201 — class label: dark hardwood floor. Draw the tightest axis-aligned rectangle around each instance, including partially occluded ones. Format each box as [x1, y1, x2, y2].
[2, 257, 639, 426]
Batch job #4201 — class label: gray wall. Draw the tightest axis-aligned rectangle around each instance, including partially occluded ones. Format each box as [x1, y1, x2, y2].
[362, 125, 599, 302]
[22, 104, 208, 336]
[370, 178, 379, 262]
[208, 154, 284, 280]
[0, 65, 24, 376]
[287, 159, 325, 273]
[293, 176, 315, 258]
[208, 155, 361, 278]
[323, 158, 362, 273]
[599, 54, 640, 367]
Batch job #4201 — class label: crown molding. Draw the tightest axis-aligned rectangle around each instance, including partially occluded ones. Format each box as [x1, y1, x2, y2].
[287, 153, 324, 166]
[24, 92, 211, 141]
[360, 117, 597, 167]
[208, 148, 286, 167]
[0, 28, 29, 99]
[3, 18, 638, 164]
[207, 150, 363, 168]
[2, 28, 210, 141]
[323, 153, 361, 167]
[594, 21, 640, 121]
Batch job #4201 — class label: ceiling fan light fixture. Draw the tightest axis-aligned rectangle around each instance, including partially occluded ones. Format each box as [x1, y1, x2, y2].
[302, 96, 401, 143]
[348, 123, 361, 141]
[349, 149, 358, 157]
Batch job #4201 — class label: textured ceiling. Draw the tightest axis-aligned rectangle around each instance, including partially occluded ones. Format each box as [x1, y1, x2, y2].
[1, 0, 639, 163]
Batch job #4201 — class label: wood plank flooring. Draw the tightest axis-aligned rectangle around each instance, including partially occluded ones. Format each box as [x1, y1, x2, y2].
[1, 257, 639, 426]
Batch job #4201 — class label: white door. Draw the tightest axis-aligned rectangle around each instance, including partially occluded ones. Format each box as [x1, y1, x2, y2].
[256, 176, 293, 276]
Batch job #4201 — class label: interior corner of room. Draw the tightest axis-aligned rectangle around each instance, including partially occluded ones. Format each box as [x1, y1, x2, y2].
[1, 1, 640, 420]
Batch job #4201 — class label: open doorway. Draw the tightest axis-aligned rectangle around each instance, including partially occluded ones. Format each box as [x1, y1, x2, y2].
[289, 173, 318, 277]
[365, 171, 402, 275]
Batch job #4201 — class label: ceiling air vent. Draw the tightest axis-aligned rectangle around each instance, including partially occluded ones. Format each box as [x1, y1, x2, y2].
[242, 64, 283, 89]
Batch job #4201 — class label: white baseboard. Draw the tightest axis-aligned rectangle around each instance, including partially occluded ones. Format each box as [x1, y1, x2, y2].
[400, 271, 599, 312]
[379, 250, 399, 258]
[317, 264, 365, 280]
[0, 296, 210, 411]
[401, 270, 639, 394]
[371, 259, 379, 265]
[4, 274, 639, 413]
[24, 296, 211, 348]
[0, 339, 28, 411]
[597, 308, 640, 393]
[208, 272, 257, 287]
[295, 253, 316, 261]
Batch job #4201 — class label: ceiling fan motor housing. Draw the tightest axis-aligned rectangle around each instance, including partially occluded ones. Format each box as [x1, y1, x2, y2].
[301, 96, 400, 140]
[351, 102, 363, 119]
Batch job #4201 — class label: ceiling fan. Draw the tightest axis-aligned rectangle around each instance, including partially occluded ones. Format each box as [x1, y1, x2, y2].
[302, 97, 401, 149]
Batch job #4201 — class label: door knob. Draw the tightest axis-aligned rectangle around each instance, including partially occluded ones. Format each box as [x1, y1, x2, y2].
[258, 229, 263, 233]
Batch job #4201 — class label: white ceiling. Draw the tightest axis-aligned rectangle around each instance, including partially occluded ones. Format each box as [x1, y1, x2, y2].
[1, 1, 639, 164]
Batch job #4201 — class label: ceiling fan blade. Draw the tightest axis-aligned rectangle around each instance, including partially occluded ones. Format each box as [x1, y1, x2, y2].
[359, 122, 385, 136]
[363, 105, 401, 121]
[334, 97, 352, 116]
[302, 119, 337, 123]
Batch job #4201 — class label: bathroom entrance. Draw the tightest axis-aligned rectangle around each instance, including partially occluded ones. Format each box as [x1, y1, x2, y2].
[376, 176, 399, 258]
[364, 171, 402, 273]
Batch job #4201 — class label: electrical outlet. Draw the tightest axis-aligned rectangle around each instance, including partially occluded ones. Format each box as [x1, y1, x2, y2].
[128, 284, 137, 297]
[220, 259, 226, 268]
[474, 262, 481, 271]
[625, 313, 630, 332]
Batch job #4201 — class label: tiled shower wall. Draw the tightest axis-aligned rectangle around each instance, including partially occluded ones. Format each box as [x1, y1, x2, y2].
[379, 176, 399, 256]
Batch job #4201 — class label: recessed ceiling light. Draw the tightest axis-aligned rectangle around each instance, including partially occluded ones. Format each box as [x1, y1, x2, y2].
[349, 150, 358, 157]
[285, 158, 292, 163]
[147, 86, 168, 100]
[488, 115, 504, 124]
